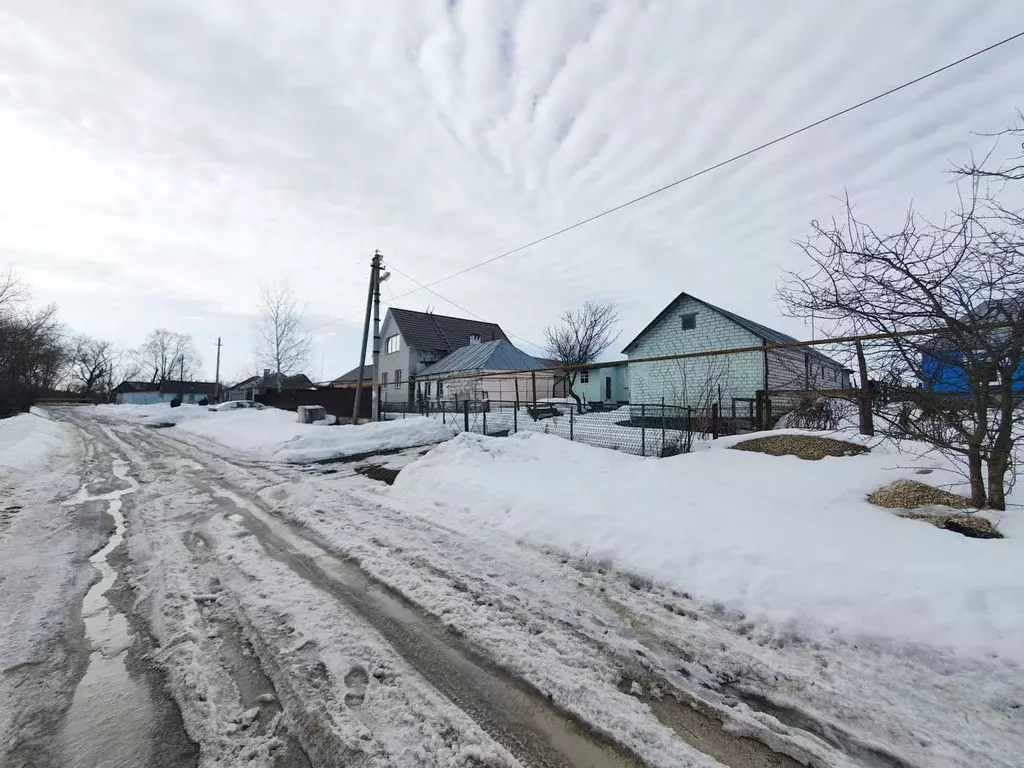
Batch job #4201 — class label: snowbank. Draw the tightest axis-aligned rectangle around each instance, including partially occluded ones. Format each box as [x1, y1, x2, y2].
[393, 431, 1024, 662]
[0, 410, 71, 472]
[93, 403, 455, 463]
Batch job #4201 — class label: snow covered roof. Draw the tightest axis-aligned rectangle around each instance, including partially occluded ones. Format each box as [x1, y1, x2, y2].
[420, 339, 546, 377]
[388, 308, 508, 353]
[623, 291, 848, 369]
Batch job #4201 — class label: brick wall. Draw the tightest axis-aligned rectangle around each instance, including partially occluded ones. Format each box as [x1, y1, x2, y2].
[626, 296, 764, 407]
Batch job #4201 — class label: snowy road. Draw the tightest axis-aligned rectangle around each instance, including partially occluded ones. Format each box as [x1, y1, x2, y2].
[4, 407, 1022, 768]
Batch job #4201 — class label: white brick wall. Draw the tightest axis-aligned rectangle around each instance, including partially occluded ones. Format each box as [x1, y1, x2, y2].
[627, 296, 764, 407]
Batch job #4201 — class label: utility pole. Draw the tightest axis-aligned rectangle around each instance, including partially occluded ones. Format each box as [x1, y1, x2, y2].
[372, 251, 387, 423]
[179, 356, 185, 403]
[214, 337, 222, 402]
[352, 252, 380, 424]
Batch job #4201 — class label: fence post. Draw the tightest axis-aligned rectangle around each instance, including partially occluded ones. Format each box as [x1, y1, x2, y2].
[765, 397, 772, 430]
[569, 408, 574, 441]
[661, 397, 666, 456]
[464, 399, 469, 433]
[513, 393, 518, 434]
[483, 409, 487, 435]
[686, 406, 692, 437]
[755, 390, 764, 430]
[442, 403, 446, 425]
[641, 403, 646, 457]
[711, 403, 719, 440]
[531, 370, 537, 417]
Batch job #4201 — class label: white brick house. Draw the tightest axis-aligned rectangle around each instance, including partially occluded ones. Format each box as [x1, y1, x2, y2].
[622, 293, 851, 410]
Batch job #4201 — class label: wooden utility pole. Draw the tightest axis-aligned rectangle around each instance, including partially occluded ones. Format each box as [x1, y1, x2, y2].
[352, 251, 385, 424]
[214, 337, 222, 402]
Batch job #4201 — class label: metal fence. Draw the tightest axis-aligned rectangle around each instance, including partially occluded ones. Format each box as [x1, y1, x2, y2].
[381, 396, 744, 457]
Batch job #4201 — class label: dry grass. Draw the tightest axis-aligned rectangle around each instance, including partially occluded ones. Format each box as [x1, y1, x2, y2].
[868, 480, 1002, 539]
[898, 510, 1003, 539]
[867, 479, 971, 510]
[730, 434, 868, 461]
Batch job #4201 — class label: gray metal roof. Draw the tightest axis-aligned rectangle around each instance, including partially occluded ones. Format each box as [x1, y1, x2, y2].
[623, 291, 848, 369]
[420, 340, 545, 377]
[332, 364, 372, 383]
[388, 308, 507, 353]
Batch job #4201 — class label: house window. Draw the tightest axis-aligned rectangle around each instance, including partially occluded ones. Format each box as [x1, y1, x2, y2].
[382, 371, 388, 388]
[681, 313, 697, 331]
[385, 335, 400, 354]
[425, 382, 431, 397]
[580, 370, 589, 383]
[394, 369, 402, 388]
[437, 380, 443, 398]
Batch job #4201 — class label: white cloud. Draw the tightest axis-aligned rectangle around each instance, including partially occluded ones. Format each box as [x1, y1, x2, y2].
[1, 0, 1023, 377]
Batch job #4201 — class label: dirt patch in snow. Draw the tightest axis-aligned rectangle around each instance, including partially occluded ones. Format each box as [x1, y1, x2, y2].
[354, 464, 401, 485]
[868, 479, 971, 510]
[730, 435, 868, 460]
[897, 511, 1004, 540]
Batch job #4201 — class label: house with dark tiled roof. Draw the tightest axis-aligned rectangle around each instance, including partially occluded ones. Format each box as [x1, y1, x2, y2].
[377, 308, 508, 403]
[330, 364, 374, 389]
[112, 380, 218, 405]
[623, 292, 851, 410]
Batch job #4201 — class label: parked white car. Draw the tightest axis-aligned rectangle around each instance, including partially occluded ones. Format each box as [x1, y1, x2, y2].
[209, 400, 266, 412]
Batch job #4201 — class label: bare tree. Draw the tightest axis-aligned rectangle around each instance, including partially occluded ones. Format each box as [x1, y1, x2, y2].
[544, 301, 620, 414]
[779, 165, 1024, 509]
[0, 270, 67, 415]
[135, 329, 201, 383]
[255, 281, 311, 380]
[67, 335, 117, 396]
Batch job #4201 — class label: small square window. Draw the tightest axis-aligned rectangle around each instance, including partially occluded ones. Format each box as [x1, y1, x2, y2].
[394, 369, 402, 388]
[681, 313, 697, 331]
[580, 370, 589, 383]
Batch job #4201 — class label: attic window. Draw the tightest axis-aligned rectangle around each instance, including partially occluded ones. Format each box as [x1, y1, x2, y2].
[681, 313, 697, 331]
[385, 335, 400, 354]
[469, 333, 481, 344]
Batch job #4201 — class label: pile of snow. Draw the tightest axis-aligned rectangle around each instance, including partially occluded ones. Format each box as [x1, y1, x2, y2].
[0, 410, 71, 472]
[93, 403, 455, 463]
[392, 430, 1024, 662]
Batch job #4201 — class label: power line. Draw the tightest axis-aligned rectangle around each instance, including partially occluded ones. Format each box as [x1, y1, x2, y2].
[385, 261, 546, 352]
[317, 30, 1024, 328]
[377, 30, 1024, 304]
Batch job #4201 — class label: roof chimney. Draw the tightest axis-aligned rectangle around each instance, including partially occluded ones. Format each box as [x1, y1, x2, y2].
[469, 334, 481, 345]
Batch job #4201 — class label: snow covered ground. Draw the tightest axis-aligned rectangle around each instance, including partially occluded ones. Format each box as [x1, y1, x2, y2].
[393, 429, 1023, 662]
[92, 403, 455, 463]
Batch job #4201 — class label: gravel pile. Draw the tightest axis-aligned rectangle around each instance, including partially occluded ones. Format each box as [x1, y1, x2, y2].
[730, 434, 868, 460]
[868, 479, 971, 510]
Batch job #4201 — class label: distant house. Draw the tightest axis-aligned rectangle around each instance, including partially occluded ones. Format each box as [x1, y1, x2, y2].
[570, 360, 630, 406]
[330, 364, 374, 390]
[378, 308, 508, 404]
[226, 371, 316, 401]
[113, 380, 218, 405]
[622, 292, 851, 409]
[418, 339, 560, 403]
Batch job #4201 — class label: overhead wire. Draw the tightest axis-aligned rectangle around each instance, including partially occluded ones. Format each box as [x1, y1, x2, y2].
[316, 30, 1024, 328]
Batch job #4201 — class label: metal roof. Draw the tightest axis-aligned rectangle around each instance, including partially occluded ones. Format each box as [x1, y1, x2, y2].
[332, 364, 372, 383]
[387, 308, 507, 353]
[420, 340, 545, 377]
[622, 291, 848, 369]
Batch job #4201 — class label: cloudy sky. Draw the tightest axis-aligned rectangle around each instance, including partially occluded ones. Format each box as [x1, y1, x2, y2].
[1, 1, 1023, 381]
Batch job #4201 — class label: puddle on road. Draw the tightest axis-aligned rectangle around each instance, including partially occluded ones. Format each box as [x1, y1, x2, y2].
[56, 460, 170, 768]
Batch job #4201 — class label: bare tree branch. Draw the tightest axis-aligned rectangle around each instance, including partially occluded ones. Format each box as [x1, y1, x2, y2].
[544, 301, 620, 414]
[255, 280, 311, 379]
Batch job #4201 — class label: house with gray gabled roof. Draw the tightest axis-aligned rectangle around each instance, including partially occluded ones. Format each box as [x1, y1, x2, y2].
[623, 292, 851, 412]
[377, 308, 509, 403]
[414, 338, 563, 404]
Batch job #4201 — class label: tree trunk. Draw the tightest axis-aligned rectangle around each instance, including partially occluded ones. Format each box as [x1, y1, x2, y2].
[968, 447, 987, 508]
[853, 341, 874, 436]
[986, 453, 1007, 511]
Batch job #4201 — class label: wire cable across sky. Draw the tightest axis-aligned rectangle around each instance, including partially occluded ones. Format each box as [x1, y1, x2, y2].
[321, 29, 1024, 328]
